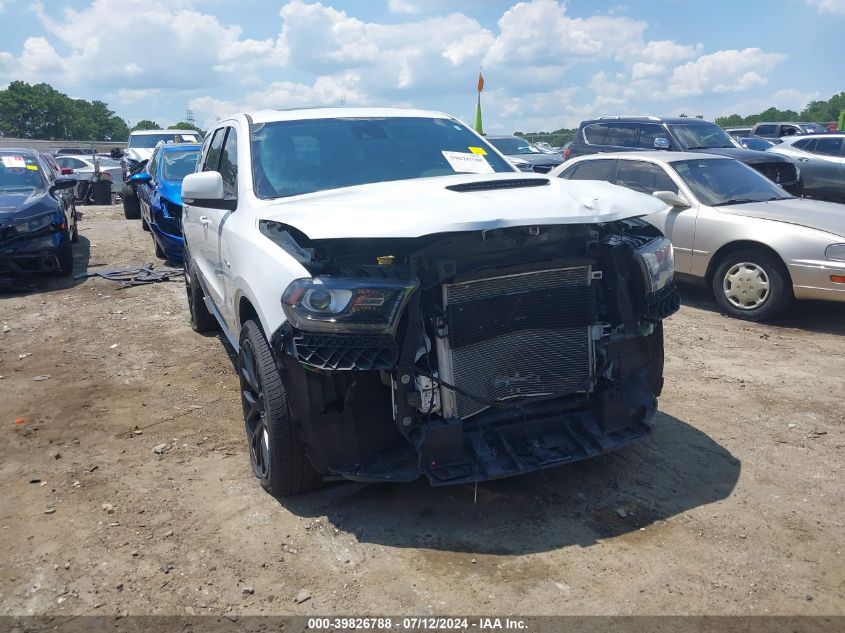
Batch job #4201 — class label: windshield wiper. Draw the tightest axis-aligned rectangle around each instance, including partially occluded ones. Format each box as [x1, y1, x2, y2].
[713, 197, 767, 206]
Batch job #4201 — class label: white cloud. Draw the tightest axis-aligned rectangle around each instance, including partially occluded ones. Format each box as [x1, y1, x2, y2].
[713, 89, 820, 119]
[388, 0, 420, 14]
[667, 48, 787, 98]
[631, 62, 665, 81]
[805, 0, 845, 14]
[639, 40, 702, 64]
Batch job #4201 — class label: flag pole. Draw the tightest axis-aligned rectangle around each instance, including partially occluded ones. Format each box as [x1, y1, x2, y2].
[474, 68, 484, 134]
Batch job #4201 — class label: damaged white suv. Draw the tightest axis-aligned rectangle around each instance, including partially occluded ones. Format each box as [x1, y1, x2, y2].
[181, 108, 679, 496]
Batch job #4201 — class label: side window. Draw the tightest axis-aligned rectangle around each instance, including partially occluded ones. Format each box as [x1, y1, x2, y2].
[781, 126, 799, 136]
[754, 125, 777, 137]
[793, 139, 816, 152]
[637, 124, 670, 149]
[583, 123, 610, 145]
[814, 137, 842, 156]
[564, 159, 616, 182]
[606, 123, 639, 148]
[219, 127, 238, 197]
[203, 128, 225, 172]
[615, 160, 678, 195]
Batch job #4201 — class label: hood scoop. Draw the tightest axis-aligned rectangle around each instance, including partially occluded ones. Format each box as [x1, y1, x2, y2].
[446, 178, 549, 193]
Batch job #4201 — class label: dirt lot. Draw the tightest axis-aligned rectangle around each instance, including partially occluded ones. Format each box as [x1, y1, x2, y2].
[1, 203, 843, 618]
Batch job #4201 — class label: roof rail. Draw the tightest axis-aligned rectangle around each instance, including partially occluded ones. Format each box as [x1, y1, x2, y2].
[597, 115, 662, 121]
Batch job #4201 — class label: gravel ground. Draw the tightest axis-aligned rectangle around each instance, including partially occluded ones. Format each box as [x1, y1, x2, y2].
[0, 204, 843, 618]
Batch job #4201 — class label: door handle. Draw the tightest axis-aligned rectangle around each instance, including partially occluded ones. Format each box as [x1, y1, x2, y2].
[199, 216, 210, 225]
[798, 158, 809, 163]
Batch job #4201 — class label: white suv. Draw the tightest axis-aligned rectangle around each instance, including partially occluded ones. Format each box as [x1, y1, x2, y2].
[181, 107, 679, 497]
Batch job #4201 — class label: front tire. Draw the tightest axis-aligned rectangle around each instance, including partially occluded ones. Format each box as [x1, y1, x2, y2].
[56, 231, 74, 277]
[122, 183, 140, 219]
[184, 259, 219, 333]
[711, 249, 792, 321]
[238, 319, 321, 497]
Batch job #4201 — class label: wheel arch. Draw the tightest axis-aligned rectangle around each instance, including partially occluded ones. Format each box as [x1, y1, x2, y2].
[705, 240, 793, 287]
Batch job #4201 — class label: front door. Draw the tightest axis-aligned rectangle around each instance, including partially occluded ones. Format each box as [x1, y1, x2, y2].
[613, 159, 697, 273]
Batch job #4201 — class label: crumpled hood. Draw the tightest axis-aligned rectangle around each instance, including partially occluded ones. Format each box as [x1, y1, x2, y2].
[696, 147, 793, 165]
[257, 173, 665, 239]
[720, 198, 845, 239]
[0, 189, 55, 223]
[125, 147, 154, 163]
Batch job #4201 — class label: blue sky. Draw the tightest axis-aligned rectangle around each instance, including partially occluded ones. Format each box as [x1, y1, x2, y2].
[0, 0, 843, 133]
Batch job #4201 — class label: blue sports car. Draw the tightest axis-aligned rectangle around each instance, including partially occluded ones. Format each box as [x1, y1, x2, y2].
[129, 142, 200, 262]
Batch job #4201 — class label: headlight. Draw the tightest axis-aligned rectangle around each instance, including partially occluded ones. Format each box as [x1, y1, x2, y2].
[634, 236, 674, 294]
[825, 243, 845, 262]
[13, 213, 57, 234]
[282, 277, 418, 334]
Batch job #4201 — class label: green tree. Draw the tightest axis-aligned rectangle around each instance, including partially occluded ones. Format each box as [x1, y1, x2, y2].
[131, 119, 161, 132]
[0, 81, 129, 141]
[168, 121, 205, 137]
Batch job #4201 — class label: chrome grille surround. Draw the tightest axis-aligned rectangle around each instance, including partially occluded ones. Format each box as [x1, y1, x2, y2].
[437, 266, 594, 420]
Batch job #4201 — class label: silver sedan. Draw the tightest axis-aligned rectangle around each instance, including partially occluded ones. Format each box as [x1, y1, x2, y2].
[767, 133, 844, 202]
[551, 151, 845, 321]
[54, 155, 123, 195]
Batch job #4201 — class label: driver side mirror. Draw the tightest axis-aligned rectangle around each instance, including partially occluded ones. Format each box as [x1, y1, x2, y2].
[652, 190, 690, 208]
[182, 171, 237, 211]
[129, 172, 152, 184]
[653, 137, 671, 150]
[50, 177, 77, 193]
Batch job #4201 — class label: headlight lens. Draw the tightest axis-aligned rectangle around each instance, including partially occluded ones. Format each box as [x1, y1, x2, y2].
[634, 236, 675, 294]
[282, 277, 418, 334]
[825, 243, 845, 262]
[13, 213, 57, 234]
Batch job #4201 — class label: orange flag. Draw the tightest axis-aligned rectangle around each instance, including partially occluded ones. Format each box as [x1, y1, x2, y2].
[477, 71, 484, 93]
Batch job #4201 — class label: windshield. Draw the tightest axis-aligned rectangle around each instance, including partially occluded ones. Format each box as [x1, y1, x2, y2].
[95, 157, 121, 168]
[130, 133, 200, 148]
[669, 123, 737, 150]
[0, 153, 46, 191]
[671, 158, 792, 206]
[162, 150, 199, 181]
[487, 137, 542, 155]
[251, 117, 513, 199]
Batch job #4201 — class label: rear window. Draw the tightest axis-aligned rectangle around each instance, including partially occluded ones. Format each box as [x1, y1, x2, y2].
[754, 125, 777, 137]
[162, 150, 200, 181]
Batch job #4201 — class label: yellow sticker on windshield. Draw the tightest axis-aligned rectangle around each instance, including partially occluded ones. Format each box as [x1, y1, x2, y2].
[26, 164, 38, 170]
[468, 146, 487, 155]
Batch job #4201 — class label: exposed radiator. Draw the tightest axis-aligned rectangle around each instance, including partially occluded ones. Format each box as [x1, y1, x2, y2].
[437, 266, 595, 420]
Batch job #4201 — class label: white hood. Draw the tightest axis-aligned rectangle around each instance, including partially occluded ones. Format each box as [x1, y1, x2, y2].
[721, 198, 845, 239]
[258, 173, 665, 240]
[125, 147, 154, 163]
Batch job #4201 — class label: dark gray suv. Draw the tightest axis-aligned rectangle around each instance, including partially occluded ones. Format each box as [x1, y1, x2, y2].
[568, 116, 802, 196]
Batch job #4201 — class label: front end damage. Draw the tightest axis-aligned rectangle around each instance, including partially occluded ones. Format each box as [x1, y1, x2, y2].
[268, 219, 679, 486]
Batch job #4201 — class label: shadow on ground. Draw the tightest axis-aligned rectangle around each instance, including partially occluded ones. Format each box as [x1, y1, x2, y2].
[0, 235, 92, 297]
[279, 411, 740, 554]
[678, 281, 845, 336]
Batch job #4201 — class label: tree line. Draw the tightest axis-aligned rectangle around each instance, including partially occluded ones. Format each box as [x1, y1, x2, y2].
[0, 81, 204, 141]
[715, 92, 845, 127]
